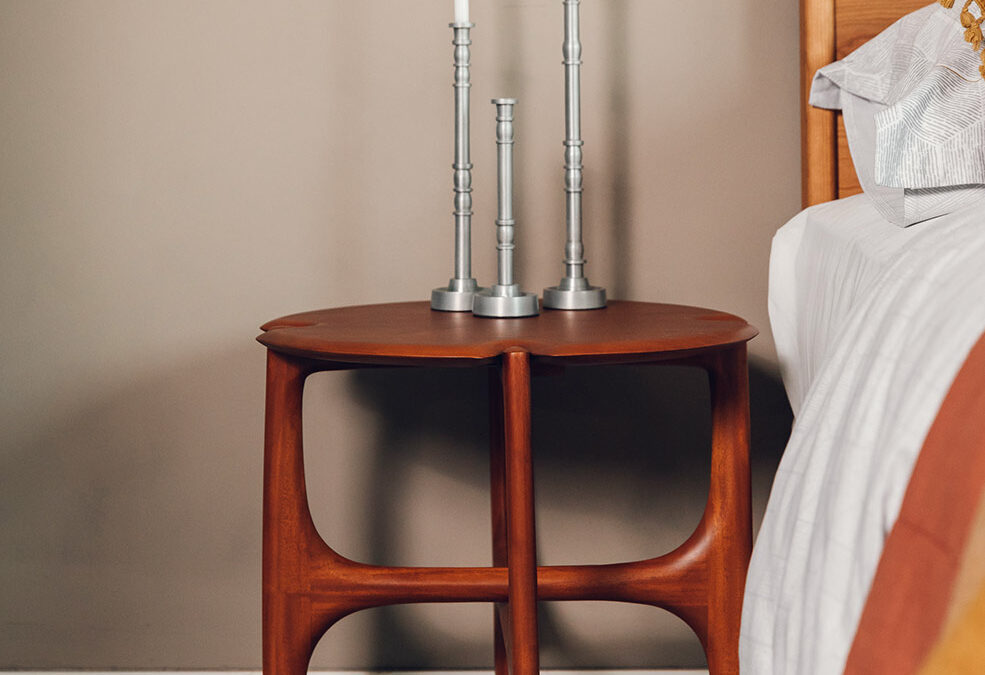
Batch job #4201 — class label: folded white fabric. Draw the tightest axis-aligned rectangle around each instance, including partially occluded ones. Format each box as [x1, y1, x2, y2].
[742, 193, 985, 675]
[767, 194, 921, 416]
[810, 2, 985, 227]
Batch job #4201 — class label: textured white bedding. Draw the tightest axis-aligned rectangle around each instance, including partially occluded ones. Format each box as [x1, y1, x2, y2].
[767, 195, 921, 415]
[741, 194, 985, 674]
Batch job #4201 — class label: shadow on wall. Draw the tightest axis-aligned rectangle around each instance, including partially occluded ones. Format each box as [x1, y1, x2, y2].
[602, 0, 632, 300]
[308, 357, 790, 670]
[0, 343, 788, 670]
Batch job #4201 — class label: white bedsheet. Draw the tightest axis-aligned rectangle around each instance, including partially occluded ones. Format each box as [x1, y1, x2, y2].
[741, 194, 985, 674]
[767, 195, 921, 416]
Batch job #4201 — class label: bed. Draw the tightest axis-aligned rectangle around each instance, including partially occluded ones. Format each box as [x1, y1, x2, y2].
[739, 1, 985, 673]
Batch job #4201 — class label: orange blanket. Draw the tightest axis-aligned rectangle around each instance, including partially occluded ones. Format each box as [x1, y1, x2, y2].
[845, 332, 985, 673]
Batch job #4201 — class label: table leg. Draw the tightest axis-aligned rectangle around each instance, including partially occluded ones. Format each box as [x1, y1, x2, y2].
[502, 351, 539, 675]
[703, 345, 752, 675]
[489, 368, 510, 675]
[263, 351, 319, 675]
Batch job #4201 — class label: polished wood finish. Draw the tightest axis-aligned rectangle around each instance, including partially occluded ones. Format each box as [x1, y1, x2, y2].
[259, 301, 756, 365]
[489, 368, 509, 675]
[801, 0, 838, 207]
[260, 302, 757, 674]
[801, 0, 927, 206]
[502, 352, 539, 675]
[262, 350, 322, 675]
[835, 0, 929, 58]
[705, 347, 753, 672]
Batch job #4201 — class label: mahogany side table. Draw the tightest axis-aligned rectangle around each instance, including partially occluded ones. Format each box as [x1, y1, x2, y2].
[258, 300, 757, 675]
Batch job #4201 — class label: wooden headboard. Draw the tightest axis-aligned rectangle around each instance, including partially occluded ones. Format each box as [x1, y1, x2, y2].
[800, 0, 931, 207]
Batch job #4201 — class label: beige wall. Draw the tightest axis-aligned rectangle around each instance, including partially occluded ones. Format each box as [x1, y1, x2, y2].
[0, 0, 798, 669]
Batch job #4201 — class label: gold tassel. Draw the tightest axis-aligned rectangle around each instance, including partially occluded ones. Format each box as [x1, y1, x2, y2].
[939, 0, 985, 79]
[965, 24, 983, 49]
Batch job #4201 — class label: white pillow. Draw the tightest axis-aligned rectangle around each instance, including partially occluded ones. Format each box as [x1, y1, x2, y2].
[809, 2, 985, 227]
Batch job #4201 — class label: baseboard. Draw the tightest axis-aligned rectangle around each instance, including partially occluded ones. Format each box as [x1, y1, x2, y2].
[5, 670, 709, 675]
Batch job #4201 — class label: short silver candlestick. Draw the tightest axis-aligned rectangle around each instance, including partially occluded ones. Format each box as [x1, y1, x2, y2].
[543, 0, 606, 310]
[473, 100, 539, 319]
[432, 22, 483, 312]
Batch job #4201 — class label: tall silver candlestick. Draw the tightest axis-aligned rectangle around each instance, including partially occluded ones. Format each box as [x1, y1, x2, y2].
[543, 0, 606, 310]
[432, 22, 483, 312]
[473, 100, 539, 318]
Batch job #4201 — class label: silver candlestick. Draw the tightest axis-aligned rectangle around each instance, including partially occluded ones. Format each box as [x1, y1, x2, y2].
[432, 22, 483, 312]
[543, 0, 606, 310]
[473, 99, 539, 319]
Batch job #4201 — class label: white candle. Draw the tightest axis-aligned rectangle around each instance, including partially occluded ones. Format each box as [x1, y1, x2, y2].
[454, 0, 469, 24]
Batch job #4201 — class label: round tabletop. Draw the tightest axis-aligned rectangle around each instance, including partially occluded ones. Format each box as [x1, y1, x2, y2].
[258, 301, 757, 366]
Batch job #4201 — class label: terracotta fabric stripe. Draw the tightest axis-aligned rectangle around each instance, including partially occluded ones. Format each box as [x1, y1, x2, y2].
[918, 508, 985, 674]
[935, 491, 985, 642]
[918, 580, 985, 673]
[844, 331, 985, 674]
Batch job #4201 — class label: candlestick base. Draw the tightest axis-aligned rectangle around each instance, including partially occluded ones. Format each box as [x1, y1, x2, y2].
[473, 286, 540, 318]
[543, 280, 607, 310]
[431, 278, 482, 312]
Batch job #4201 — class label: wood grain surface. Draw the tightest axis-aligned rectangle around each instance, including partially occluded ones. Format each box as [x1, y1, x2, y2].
[502, 352, 539, 675]
[802, 0, 928, 206]
[835, 0, 929, 58]
[259, 301, 757, 365]
[801, 0, 838, 207]
[261, 303, 756, 674]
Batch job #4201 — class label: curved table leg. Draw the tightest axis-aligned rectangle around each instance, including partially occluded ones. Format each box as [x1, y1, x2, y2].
[263, 351, 321, 675]
[260, 343, 750, 675]
[489, 368, 510, 675]
[502, 351, 540, 675]
[704, 345, 752, 675]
